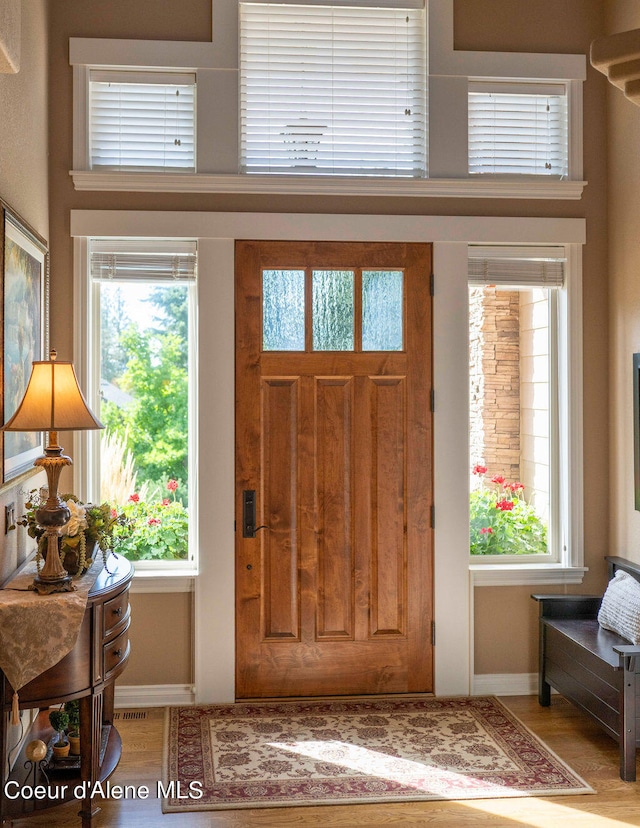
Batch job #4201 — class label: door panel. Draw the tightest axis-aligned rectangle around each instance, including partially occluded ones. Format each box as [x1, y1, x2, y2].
[236, 240, 433, 699]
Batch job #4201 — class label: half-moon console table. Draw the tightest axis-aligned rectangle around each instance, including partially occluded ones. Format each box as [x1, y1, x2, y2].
[0, 555, 133, 827]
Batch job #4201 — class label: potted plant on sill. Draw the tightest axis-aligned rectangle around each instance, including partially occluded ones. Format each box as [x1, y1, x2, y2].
[64, 700, 80, 755]
[48, 709, 70, 759]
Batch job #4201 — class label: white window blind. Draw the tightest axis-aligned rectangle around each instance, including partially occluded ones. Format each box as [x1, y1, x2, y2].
[89, 71, 196, 171]
[90, 239, 197, 283]
[468, 247, 565, 288]
[468, 82, 568, 177]
[239, 2, 427, 177]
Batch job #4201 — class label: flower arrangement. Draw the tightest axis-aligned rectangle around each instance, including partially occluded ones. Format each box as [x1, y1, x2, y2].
[18, 490, 131, 576]
[470, 465, 548, 556]
[113, 479, 189, 561]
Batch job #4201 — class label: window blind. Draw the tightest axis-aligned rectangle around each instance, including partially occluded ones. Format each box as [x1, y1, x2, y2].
[90, 239, 197, 283]
[239, 2, 427, 177]
[468, 252, 565, 288]
[468, 82, 568, 177]
[90, 71, 196, 171]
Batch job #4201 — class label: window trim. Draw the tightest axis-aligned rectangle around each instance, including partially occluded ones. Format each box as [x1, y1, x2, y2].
[71, 210, 586, 700]
[68, 0, 586, 198]
[73, 236, 199, 581]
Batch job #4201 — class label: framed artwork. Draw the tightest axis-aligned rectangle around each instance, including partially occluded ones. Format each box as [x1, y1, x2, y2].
[635, 353, 640, 511]
[1, 200, 49, 485]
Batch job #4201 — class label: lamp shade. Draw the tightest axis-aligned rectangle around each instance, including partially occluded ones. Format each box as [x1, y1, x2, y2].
[2, 358, 103, 432]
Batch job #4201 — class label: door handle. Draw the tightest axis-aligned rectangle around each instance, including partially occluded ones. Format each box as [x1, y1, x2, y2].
[242, 490, 269, 538]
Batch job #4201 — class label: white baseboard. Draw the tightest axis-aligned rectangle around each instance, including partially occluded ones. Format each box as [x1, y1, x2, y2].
[473, 672, 539, 696]
[115, 684, 195, 708]
[115, 676, 546, 706]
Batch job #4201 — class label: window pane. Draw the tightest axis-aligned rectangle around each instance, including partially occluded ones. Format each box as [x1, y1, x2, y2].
[263, 270, 305, 351]
[99, 281, 190, 561]
[312, 270, 354, 351]
[468, 87, 568, 176]
[362, 270, 403, 351]
[240, 3, 427, 177]
[469, 286, 550, 556]
[90, 79, 196, 171]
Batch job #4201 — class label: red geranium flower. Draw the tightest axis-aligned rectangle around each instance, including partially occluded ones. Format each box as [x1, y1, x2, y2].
[110, 508, 117, 519]
[491, 475, 505, 485]
[128, 493, 140, 503]
[472, 464, 487, 476]
[495, 499, 515, 511]
[480, 527, 494, 534]
[507, 482, 525, 492]
[162, 498, 171, 506]
[167, 479, 178, 492]
[148, 518, 161, 526]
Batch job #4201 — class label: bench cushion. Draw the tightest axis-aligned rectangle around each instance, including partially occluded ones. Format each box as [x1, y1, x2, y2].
[546, 618, 628, 668]
[597, 570, 640, 644]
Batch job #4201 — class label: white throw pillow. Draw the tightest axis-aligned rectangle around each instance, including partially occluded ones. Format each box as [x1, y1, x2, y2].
[597, 570, 640, 644]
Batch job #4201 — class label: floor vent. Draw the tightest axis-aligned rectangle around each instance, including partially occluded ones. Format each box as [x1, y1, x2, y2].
[114, 711, 148, 721]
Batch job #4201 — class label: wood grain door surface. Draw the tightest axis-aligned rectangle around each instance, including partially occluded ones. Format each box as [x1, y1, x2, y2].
[235, 241, 433, 699]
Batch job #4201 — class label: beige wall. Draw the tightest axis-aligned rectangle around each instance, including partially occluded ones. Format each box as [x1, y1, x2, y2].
[44, 0, 610, 685]
[0, 0, 49, 584]
[125, 593, 192, 685]
[606, 2, 640, 567]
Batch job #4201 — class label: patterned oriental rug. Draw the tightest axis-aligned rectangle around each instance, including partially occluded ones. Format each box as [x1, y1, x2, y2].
[162, 696, 593, 812]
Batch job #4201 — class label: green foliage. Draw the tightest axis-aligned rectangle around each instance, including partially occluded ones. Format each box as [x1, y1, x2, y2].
[64, 700, 80, 735]
[100, 287, 132, 383]
[101, 325, 188, 498]
[147, 286, 189, 368]
[99, 284, 190, 562]
[470, 471, 548, 556]
[18, 491, 131, 570]
[114, 497, 189, 561]
[49, 710, 69, 744]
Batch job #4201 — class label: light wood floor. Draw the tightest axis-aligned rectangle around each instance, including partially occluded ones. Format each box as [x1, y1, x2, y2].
[9, 695, 640, 827]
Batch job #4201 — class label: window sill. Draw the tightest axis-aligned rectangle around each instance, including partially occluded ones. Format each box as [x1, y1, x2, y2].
[130, 568, 196, 594]
[470, 563, 588, 587]
[70, 170, 587, 200]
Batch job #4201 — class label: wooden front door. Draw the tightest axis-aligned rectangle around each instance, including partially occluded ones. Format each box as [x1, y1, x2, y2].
[235, 241, 433, 699]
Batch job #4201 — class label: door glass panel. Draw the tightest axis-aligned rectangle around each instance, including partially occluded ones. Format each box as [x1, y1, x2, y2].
[263, 269, 305, 351]
[312, 270, 355, 351]
[362, 270, 404, 351]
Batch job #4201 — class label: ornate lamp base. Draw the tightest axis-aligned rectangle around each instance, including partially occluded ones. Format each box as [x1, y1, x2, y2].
[30, 574, 76, 595]
[31, 448, 77, 594]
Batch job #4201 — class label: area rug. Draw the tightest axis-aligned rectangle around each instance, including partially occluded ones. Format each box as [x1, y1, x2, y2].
[162, 696, 593, 812]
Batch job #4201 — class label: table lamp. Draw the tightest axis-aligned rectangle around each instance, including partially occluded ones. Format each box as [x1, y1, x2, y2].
[2, 350, 103, 594]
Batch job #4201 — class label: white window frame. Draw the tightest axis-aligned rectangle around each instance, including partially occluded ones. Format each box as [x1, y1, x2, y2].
[469, 243, 584, 586]
[73, 237, 199, 589]
[68, 0, 586, 199]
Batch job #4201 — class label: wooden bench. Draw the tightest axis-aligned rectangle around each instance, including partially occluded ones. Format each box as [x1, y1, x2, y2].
[533, 556, 640, 781]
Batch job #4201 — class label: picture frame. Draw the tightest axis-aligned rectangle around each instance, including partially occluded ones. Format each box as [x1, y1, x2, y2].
[634, 353, 640, 511]
[1, 200, 49, 486]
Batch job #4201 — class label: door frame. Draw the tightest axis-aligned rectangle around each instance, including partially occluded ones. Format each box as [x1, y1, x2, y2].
[70, 209, 586, 703]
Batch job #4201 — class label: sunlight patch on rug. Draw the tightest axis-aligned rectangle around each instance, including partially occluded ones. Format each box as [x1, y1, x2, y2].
[162, 696, 593, 812]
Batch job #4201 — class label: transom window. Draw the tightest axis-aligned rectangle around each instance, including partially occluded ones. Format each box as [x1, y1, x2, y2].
[239, 1, 427, 177]
[468, 82, 568, 177]
[262, 268, 404, 352]
[89, 70, 196, 171]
